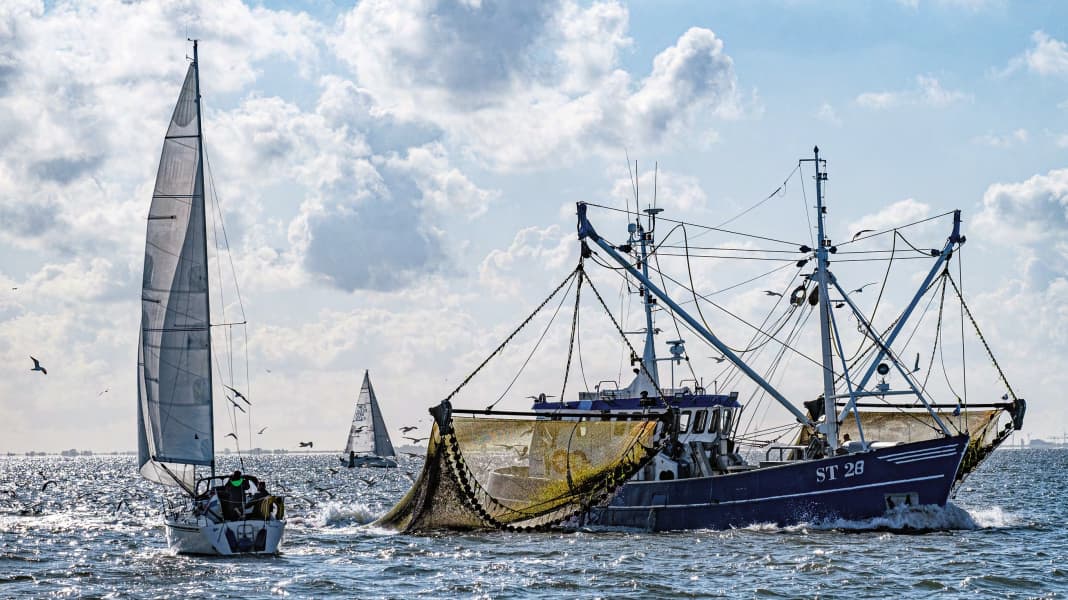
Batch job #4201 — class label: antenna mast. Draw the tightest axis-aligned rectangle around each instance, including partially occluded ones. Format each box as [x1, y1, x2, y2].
[811, 146, 839, 452]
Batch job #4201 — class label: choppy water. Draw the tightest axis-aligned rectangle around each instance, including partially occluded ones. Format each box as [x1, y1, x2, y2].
[1, 449, 1065, 598]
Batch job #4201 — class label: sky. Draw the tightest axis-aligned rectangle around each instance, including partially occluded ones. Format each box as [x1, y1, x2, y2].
[0, 0, 1065, 453]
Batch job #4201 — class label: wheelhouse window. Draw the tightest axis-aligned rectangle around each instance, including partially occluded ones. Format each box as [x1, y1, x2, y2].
[679, 411, 692, 433]
[692, 409, 708, 433]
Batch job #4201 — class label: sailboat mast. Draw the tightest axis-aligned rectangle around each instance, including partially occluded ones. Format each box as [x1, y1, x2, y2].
[812, 146, 839, 452]
[191, 39, 216, 480]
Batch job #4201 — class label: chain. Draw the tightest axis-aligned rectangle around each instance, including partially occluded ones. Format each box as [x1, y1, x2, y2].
[559, 262, 584, 402]
[581, 269, 668, 403]
[945, 272, 1018, 402]
[442, 265, 582, 404]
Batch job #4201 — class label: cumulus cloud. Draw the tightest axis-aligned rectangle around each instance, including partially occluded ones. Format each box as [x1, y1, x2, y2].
[975, 168, 1068, 244]
[972, 128, 1029, 148]
[998, 31, 1068, 78]
[816, 102, 842, 127]
[846, 198, 932, 236]
[856, 75, 970, 109]
[333, 1, 741, 169]
[479, 225, 572, 296]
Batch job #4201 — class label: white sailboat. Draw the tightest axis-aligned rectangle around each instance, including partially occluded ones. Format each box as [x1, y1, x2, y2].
[137, 41, 285, 555]
[340, 371, 398, 468]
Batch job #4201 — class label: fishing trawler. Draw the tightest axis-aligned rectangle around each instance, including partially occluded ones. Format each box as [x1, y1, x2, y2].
[378, 147, 1024, 534]
[136, 41, 285, 554]
[340, 371, 398, 468]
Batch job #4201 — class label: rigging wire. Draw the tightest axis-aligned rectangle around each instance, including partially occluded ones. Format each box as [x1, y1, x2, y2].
[582, 202, 804, 247]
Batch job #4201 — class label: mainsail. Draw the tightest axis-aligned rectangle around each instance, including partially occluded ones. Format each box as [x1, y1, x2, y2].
[137, 63, 214, 492]
[344, 371, 396, 458]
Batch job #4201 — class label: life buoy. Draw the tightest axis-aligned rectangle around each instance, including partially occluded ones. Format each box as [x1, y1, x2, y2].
[549, 449, 591, 476]
[258, 495, 285, 520]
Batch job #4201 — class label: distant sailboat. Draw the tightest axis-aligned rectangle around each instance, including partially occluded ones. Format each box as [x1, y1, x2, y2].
[137, 41, 285, 555]
[340, 371, 398, 468]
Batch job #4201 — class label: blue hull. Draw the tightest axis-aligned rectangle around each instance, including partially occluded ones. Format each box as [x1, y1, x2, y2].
[587, 435, 969, 531]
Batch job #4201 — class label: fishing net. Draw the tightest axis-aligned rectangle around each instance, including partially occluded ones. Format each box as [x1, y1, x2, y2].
[838, 409, 1001, 446]
[375, 401, 668, 532]
[796, 405, 1019, 482]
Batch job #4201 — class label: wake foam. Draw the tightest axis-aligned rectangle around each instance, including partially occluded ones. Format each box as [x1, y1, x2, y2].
[810, 502, 1011, 532]
[297, 501, 380, 528]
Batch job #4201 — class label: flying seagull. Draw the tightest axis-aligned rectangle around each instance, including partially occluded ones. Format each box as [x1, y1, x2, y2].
[851, 229, 875, 241]
[399, 426, 419, 433]
[265, 369, 272, 374]
[851, 282, 878, 294]
[299, 441, 313, 448]
[97, 388, 109, 397]
[709, 356, 726, 363]
[223, 384, 250, 405]
[257, 426, 268, 435]
[402, 452, 423, 459]
[225, 433, 238, 440]
[913, 353, 921, 373]
[358, 477, 377, 487]
[29, 356, 47, 375]
[763, 290, 783, 297]
[404, 436, 429, 444]
[225, 396, 246, 413]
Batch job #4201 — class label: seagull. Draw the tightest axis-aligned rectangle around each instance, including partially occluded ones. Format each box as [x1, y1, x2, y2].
[225, 396, 246, 413]
[257, 426, 268, 435]
[299, 441, 313, 448]
[223, 384, 250, 405]
[913, 353, 921, 373]
[526, 393, 556, 402]
[851, 229, 875, 241]
[763, 290, 783, 297]
[29, 356, 47, 375]
[327, 467, 339, 474]
[404, 436, 429, 444]
[402, 452, 423, 459]
[97, 388, 109, 397]
[10, 287, 16, 291]
[225, 433, 238, 440]
[352, 426, 367, 433]
[835, 302, 845, 309]
[40, 480, 57, 491]
[709, 356, 726, 363]
[851, 282, 878, 294]
[265, 369, 272, 374]
[359, 477, 377, 487]
[399, 426, 419, 433]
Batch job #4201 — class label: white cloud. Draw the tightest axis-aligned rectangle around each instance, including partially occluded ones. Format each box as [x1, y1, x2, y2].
[998, 31, 1068, 78]
[972, 128, 1029, 148]
[816, 102, 842, 127]
[1056, 133, 1068, 148]
[332, 1, 741, 170]
[610, 169, 708, 213]
[975, 168, 1068, 245]
[479, 225, 572, 296]
[856, 75, 970, 109]
[847, 198, 932, 235]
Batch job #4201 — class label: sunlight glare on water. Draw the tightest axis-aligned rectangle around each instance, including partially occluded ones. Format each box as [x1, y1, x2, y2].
[1, 449, 1066, 598]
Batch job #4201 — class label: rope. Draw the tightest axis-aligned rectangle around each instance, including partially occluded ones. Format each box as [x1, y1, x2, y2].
[559, 265, 585, 402]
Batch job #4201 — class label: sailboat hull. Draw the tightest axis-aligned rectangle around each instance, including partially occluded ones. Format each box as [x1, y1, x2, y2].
[340, 455, 398, 468]
[586, 435, 968, 531]
[165, 517, 285, 555]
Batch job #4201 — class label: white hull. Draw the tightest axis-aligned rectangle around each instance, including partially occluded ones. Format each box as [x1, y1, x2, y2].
[165, 516, 285, 555]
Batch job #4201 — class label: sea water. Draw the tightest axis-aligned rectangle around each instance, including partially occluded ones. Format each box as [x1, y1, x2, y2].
[1, 448, 1065, 598]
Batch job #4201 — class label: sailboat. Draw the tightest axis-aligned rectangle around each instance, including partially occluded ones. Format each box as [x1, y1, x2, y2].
[137, 41, 285, 554]
[377, 147, 1025, 533]
[340, 371, 398, 468]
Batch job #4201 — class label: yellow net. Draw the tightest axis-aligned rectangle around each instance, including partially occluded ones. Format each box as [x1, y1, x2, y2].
[375, 404, 667, 533]
[794, 405, 1018, 482]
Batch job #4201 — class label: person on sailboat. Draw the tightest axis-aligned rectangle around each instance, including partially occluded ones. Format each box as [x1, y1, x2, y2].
[222, 470, 256, 520]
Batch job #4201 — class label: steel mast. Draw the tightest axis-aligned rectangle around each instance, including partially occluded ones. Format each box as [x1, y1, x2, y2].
[807, 146, 839, 453]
